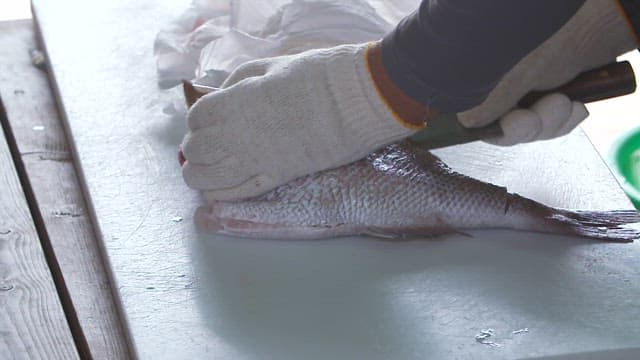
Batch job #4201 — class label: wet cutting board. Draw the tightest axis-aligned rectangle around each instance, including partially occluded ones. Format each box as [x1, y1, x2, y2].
[33, 0, 640, 359]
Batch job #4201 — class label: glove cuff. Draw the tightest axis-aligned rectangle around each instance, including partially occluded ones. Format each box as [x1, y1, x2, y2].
[364, 42, 439, 130]
[321, 43, 419, 156]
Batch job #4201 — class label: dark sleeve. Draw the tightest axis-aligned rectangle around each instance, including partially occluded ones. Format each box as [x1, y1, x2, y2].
[618, 0, 640, 43]
[381, 0, 585, 113]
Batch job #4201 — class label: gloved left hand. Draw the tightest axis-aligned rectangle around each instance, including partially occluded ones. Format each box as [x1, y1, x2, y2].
[181, 43, 415, 201]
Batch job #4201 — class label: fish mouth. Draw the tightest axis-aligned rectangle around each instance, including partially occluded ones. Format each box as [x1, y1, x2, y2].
[182, 80, 218, 108]
[180, 80, 217, 167]
[178, 147, 186, 167]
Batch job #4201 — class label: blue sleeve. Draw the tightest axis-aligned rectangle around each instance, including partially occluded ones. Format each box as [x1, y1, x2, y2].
[381, 0, 586, 112]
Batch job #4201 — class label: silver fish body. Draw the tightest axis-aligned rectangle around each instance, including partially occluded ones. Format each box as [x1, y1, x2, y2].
[196, 141, 640, 241]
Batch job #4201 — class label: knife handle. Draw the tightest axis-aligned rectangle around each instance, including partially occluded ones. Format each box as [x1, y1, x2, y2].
[471, 61, 637, 140]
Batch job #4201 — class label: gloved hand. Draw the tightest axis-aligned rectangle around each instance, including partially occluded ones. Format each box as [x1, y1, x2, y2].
[458, 0, 638, 146]
[182, 44, 416, 201]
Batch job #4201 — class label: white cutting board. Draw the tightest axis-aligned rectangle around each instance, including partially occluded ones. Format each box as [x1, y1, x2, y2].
[33, 0, 640, 358]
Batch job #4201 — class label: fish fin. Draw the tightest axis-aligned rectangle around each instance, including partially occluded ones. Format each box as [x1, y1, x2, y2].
[454, 230, 474, 238]
[361, 224, 465, 241]
[547, 209, 640, 243]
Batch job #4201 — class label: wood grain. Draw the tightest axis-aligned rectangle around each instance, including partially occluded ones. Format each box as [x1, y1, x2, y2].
[0, 20, 131, 359]
[0, 64, 78, 360]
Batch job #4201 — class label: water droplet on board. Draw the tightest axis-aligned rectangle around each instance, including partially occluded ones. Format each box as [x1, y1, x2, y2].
[512, 328, 529, 335]
[29, 49, 47, 69]
[0, 284, 14, 291]
[475, 329, 501, 347]
[171, 216, 183, 223]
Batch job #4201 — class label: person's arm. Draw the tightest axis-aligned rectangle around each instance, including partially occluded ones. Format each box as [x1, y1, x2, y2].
[618, 0, 640, 39]
[379, 1, 584, 115]
[371, 0, 639, 144]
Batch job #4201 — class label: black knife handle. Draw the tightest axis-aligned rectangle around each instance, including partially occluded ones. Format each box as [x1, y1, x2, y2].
[471, 61, 637, 140]
[520, 61, 636, 107]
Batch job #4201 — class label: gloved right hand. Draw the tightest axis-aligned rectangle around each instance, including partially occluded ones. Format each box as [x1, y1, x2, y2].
[459, 0, 638, 146]
[181, 43, 421, 201]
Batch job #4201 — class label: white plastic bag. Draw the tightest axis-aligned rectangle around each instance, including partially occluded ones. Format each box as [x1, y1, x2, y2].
[154, 0, 232, 88]
[154, 0, 419, 89]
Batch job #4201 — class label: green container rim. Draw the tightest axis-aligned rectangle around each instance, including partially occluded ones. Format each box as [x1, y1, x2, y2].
[609, 126, 640, 209]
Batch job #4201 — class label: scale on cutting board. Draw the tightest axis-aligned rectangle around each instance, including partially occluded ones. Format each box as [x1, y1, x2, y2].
[33, 0, 640, 358]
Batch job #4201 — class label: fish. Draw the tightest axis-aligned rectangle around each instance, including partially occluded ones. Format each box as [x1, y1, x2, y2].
[195, 141, 640, 242]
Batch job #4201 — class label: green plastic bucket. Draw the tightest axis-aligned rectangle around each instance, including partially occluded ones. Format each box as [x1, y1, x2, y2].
[610, 127, 640, 209]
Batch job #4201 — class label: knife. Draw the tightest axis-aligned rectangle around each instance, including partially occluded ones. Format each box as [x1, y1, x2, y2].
[410, 61, 637, 150]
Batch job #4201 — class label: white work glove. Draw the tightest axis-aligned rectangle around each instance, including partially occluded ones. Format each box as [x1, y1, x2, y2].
[182, 44, 413, 201]
[459, 0, 638, 146]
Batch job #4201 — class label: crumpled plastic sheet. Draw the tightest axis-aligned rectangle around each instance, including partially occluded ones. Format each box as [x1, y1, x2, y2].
[154, 0, 419, 89]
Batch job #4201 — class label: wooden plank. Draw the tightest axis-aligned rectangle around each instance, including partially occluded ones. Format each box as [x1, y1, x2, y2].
[0, 20, 131, 359]
[0, 64, 78, 360]
[32, 0, 640, 358]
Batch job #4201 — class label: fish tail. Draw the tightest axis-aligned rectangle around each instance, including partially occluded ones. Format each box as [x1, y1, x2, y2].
[544, 209, 640, 242]
[507, 194, 640, 242]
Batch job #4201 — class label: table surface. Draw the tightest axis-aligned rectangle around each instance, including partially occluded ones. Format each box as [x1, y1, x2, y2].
[32, 0, 640, 359]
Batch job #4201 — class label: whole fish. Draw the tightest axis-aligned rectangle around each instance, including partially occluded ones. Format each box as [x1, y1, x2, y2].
[195, 141, 640, 242]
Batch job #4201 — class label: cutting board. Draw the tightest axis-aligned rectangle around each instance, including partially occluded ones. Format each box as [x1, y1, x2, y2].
[33, 0, 640, 358]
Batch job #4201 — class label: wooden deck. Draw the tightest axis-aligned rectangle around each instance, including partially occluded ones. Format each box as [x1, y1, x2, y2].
[0, 20, 131, 359]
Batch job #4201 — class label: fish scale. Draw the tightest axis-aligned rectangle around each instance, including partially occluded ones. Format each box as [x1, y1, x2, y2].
[196, 141, 640, 241]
